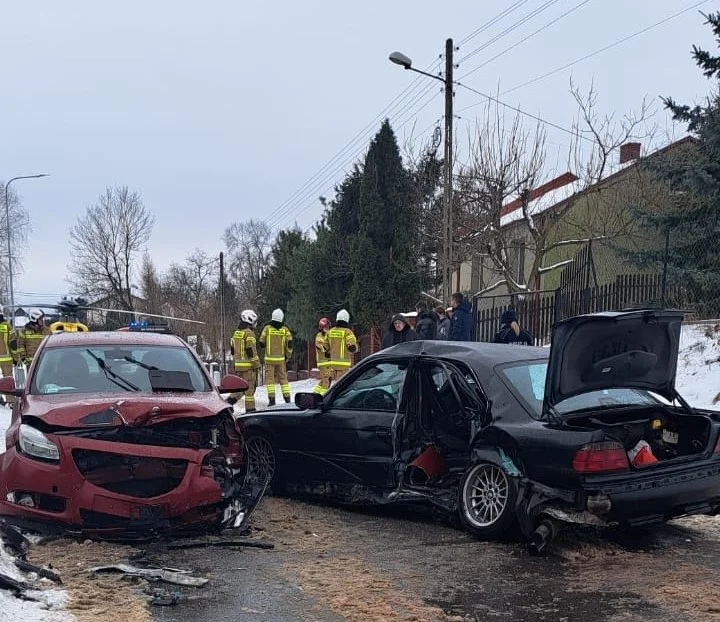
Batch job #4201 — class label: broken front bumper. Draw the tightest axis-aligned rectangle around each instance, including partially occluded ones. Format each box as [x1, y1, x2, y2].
[0, 434, 252, 536]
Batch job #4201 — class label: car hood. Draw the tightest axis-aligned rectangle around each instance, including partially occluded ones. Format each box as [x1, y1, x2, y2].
[22, 392, 231, 428]
[543, 309, 684, 417]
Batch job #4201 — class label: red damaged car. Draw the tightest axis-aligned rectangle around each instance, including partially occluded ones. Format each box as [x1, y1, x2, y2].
[0, 331, 261, 537]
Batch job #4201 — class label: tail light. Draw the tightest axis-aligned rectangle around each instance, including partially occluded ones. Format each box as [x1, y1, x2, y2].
[714, 436, 720, 453]
[572, 441, 629, 473]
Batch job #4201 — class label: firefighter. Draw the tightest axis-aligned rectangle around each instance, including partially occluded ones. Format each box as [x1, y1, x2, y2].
[0, 307, 15, 405]
[258, 309, 293, 406]
[312, 317, 331, 395]
[11, 309, 51, 368]
[229, 310, 260, 412]
[326, 309, 358, 383]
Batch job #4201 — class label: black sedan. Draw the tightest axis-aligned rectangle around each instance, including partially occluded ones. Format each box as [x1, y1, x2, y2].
[239, 309, 720, 553]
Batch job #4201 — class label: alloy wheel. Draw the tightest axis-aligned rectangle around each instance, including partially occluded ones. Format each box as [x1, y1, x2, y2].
[461, 463, 509, 528]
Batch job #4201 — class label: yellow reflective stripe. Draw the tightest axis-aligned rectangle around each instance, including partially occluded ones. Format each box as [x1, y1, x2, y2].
[330, 361, 351, 368]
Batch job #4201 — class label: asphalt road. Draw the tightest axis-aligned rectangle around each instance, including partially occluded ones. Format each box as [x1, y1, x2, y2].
[147, 495, 720, 622]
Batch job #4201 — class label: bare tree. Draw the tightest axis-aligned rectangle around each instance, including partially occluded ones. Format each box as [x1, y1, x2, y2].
[223, 219, 273, 306]
[139, 251, 163, 314]
[0, 182, 31, 302]
[454, 99, 547, 293]
[457, 83, 656, 295]
[161, 249, 220, 352]
[68, 186, 154, 309]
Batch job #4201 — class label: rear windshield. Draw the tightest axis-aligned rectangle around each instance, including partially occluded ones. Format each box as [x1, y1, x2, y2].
[31, 345, 211, 395]
[500, 361, 661, 417]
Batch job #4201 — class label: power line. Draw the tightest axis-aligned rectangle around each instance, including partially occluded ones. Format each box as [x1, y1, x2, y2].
[457, 0, 711, 114]
[266, 80, 442, 231]
[458, 0, 533, 46]
[264, 3, 562, 232]
[262, 59, 442, 228]
[455, 81, 592, 141]
[457, 0, 563, 65]
[458, 0, 595, 80]
[271, 88, 443, 232]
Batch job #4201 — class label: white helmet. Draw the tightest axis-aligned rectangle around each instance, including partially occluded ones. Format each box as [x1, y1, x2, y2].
[271, 308, 284, 323]
[336, 309, 350, 323]
[29, 308, 44, 322]
[241, 309, 258, 326]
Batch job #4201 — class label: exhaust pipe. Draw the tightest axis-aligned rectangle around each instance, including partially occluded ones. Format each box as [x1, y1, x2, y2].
[528, 517, 559, 556]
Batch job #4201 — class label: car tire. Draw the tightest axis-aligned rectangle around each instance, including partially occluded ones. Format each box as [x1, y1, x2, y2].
[457, 461, 517, 540]
[244, 433, 277, 491]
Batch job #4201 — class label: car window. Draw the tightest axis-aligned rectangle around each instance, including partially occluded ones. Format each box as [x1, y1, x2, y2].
[331, 362, 408, 412]
[31, 345, 211, 395]
[500, 361, 662, 417]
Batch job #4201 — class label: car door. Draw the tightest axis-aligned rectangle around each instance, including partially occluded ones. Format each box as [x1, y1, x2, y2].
[299, 358, 412, 489]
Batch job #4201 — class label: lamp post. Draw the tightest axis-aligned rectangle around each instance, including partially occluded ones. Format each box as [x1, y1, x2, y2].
[4, 174, 49, 326]
[390, 39, 454, 303]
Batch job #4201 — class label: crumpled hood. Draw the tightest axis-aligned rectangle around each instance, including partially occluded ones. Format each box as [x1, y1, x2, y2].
[543, 309, 684, 416]
[22, 393, 231, 428]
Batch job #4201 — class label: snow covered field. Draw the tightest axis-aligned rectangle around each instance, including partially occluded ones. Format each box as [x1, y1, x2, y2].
[0, 323, 717, 620]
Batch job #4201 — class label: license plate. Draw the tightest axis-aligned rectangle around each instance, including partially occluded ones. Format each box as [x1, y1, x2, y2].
[130, 505, 165, 520]
[662, 430, 679, 444]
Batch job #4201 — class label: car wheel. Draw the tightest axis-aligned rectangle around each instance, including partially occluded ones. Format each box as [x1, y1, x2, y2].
[244, 434, 277, 490]
[458, 461, 517, 540]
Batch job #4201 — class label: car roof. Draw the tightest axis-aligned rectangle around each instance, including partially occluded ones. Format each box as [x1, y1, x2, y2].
[374, 340, 549, 368]
[42, 330, 186, 349]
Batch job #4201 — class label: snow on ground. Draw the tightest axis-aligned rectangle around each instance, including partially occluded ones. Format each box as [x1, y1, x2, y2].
[233, 377, 320, 413]
[0, 540, 72, 622]
[676, 322, 720, 411]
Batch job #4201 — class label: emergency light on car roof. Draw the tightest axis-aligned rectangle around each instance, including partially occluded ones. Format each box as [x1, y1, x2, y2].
[128, 321, 172, 334]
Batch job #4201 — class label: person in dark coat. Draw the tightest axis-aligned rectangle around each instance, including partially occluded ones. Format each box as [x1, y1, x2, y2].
[436, 306, 450, 340]
[448, 293, 472, 341]
[381, 314, 419, 349]
[493, 309, 533, 346]
[414, 303, 437, 340]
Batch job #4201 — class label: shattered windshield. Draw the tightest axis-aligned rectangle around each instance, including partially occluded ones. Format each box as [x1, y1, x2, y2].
[500, 361, 661, 418]
[31, 345, 211, 395]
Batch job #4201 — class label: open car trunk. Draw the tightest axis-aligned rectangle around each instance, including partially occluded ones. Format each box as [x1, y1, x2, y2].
[565, 407, 713, 464]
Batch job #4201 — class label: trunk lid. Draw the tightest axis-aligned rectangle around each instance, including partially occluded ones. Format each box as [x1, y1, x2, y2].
[543, 309, 684, 418]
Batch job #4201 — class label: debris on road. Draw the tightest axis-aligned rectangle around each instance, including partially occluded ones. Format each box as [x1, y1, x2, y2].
[88, 563, 209, 587]
[14, 558, 63, 584]
[165, 536, 275, 551]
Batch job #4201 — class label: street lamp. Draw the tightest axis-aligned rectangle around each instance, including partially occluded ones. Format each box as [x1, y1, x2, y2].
[389, 39, 454, 303]
[4, 174, 50, 327]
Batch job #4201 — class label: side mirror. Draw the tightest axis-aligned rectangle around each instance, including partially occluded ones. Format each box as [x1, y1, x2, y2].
[295, 392, 323, 411]
[217, 374, 248, 394]
[0, 377, 21, 396]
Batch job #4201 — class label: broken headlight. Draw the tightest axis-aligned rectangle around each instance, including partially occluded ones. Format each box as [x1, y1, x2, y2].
[18, 424, 60, 462]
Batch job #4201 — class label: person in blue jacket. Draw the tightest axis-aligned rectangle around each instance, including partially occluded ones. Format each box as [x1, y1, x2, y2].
[448, 292, 472, 341]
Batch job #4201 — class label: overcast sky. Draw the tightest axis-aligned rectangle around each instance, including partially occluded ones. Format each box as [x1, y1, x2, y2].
[1, 0, 715, 306]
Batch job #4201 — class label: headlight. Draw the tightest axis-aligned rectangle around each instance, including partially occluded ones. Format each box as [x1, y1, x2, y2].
[18, 424, 60, 462]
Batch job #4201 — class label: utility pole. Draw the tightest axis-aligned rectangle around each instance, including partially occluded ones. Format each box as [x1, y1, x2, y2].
[443, 38, 454, 304]
[219, 251, 226, 375]
[389, 40, 455, 304]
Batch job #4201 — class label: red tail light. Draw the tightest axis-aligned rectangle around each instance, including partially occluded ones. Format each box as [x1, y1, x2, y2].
[573, 441, 629, 473]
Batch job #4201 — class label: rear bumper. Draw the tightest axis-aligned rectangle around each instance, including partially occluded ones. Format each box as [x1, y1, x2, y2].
[587, 462, 720, 526]
[517, 461, 720, 535]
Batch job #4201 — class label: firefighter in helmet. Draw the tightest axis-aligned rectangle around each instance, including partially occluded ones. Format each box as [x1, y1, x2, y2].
[312, 317, 331, 395]
[11, 309, 51, 368]
[0, 307, 16, 404]
[258, 309, 293, 406]
[229, 310, 260, 412]
[326, 309, 358, 383]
